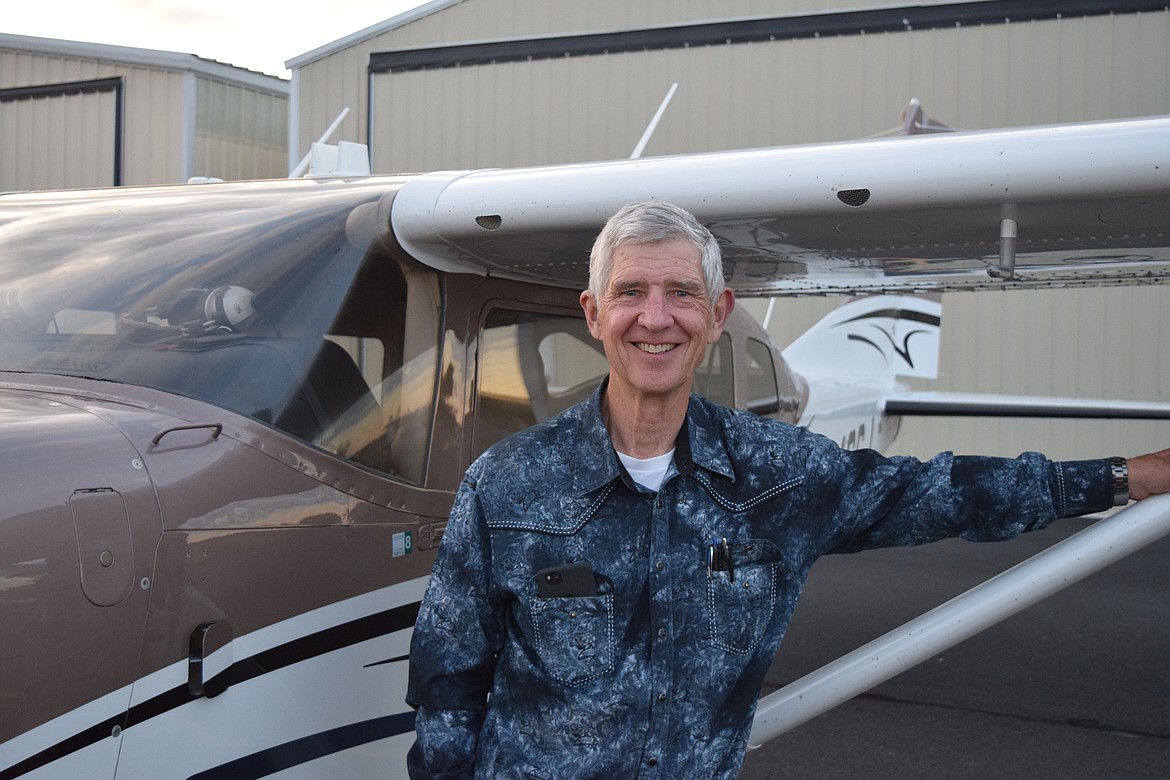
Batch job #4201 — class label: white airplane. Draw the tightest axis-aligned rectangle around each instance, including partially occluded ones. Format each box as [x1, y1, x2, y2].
[0, 114, 1168, 779]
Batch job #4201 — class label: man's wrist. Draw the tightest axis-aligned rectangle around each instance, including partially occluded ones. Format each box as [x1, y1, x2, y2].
[1107, 456, 1129, 506]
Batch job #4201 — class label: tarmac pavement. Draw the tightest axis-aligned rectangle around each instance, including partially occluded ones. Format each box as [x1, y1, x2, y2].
[738, 514, 1170, 779]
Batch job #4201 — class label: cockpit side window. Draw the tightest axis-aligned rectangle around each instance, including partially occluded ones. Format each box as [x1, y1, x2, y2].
[693, 333, 734, 407]
[311, 255, 441, 484]
[744, 337, 782, 416]
[472, 307, 608, 461]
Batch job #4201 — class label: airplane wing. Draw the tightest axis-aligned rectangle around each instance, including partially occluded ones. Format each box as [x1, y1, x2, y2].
[885, 391, 1170, 420]
[390, 115, 1170, 296]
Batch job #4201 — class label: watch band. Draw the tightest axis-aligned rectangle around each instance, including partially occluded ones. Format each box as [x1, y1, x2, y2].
[1107, 456, 1129, 506]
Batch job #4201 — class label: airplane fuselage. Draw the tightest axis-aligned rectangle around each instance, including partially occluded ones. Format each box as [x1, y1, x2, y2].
[0, 177, 820, 778]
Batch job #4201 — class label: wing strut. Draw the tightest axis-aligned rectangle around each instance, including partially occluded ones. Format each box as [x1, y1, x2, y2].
[747, 493, 1170, 748]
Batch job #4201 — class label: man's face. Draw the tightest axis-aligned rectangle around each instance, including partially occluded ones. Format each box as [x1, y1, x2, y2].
[581, 238, 733, 404]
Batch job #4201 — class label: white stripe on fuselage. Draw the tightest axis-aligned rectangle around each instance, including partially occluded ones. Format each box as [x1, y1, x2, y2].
[3, 577, 429, 780]
[0, 688, 130, 777]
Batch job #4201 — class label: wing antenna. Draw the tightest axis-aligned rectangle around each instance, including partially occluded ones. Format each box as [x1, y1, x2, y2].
[630, 83, 678, 159]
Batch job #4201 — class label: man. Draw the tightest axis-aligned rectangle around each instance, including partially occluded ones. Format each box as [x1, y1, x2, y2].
[407, 200, 1170, 778]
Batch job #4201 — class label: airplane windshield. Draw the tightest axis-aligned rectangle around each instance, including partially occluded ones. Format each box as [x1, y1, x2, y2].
[0, 180, 440, 484]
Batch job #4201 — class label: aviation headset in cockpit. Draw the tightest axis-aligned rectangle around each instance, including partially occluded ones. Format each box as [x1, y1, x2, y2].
[167, 285, 256, 334]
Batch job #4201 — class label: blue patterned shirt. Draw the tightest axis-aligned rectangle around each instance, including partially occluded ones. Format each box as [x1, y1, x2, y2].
[407, 387, 1113, 778]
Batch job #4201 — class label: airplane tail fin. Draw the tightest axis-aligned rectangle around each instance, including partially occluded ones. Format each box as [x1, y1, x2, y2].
[781, 295, 942, 382]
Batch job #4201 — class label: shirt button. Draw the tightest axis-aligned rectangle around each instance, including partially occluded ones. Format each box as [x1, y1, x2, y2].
[657, 628, 667, 639]
[647, 757, 658, 766]
[655, 561, 665, 571]
[658, 692, 667, 702]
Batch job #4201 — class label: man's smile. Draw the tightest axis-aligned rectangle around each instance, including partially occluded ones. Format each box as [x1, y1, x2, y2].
[635, 342, 678, 354]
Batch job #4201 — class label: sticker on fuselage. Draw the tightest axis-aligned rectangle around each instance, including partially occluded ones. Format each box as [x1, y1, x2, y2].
[392, 530, 413, 557]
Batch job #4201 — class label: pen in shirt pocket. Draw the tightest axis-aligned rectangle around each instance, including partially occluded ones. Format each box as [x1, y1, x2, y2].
[707, 537, 734, 582]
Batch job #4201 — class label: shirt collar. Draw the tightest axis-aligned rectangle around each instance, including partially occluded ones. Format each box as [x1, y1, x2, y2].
[685, 393, 735, 480]
[571, 380, 736, 496]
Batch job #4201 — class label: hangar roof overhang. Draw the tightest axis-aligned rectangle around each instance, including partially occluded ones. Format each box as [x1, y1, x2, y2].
[0, 32, 289, 95]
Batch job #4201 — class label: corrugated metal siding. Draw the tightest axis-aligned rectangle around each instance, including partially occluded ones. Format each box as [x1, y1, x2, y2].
[376, 0, 906, 45]
[196, 77, 288, 180]
[364, 10, 1170, 171]
[2, 40, 289, 188]
[1, 51, 121, 189]
[0, 48, 184, 187]
[122, 66, 186, 185]
[293, 0, 903, 165]
[1, 86, 117, 190]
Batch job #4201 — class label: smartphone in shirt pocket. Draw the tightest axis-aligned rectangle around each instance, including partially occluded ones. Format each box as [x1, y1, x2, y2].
[536, 562, 598, 598]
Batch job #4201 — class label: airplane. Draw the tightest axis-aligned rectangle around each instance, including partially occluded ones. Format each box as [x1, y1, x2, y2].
[1, 113, 1169, 779]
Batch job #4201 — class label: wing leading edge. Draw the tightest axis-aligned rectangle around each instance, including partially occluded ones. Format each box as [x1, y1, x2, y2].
[390, 115, 1170, 296]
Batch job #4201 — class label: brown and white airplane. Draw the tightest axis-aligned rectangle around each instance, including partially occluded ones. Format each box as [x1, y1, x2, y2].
[1, 115, 1169, 778]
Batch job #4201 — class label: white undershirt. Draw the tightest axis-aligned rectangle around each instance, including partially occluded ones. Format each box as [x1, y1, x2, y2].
[617, 448, 675, 493]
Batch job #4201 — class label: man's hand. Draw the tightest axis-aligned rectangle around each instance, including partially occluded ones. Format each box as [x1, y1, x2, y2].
[1127, 448, 1170, 501]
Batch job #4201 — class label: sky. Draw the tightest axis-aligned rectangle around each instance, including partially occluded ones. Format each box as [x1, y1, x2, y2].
[4, 0, 435, 78]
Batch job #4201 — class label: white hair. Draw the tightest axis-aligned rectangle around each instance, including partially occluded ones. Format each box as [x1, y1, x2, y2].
[587, 201, 724, 306]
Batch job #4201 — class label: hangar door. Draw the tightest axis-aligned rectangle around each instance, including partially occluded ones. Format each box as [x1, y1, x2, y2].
[0, 77, 121, 192]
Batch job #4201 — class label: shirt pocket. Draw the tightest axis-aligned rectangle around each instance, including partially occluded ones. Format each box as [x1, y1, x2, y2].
[706, 538, 782, 655]
[529, 585, 615, 687]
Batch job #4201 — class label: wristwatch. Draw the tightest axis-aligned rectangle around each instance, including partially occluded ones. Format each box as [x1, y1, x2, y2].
[1107, 456, 1129, 506]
